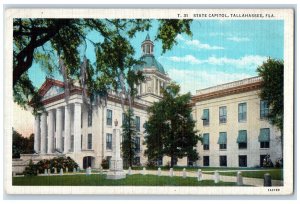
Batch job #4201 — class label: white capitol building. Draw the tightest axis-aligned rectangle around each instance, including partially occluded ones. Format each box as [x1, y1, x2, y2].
[17, 35, 282, 170]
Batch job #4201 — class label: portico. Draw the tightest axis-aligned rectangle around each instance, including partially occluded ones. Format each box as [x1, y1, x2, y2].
[34, 102, 82, 155]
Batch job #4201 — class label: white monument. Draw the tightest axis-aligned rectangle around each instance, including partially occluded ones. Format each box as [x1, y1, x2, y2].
[106, 119, 126, 180]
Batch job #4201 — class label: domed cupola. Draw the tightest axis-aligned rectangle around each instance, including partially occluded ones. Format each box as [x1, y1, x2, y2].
[133, 34, 166, 74]
[142, 34, 154, 55]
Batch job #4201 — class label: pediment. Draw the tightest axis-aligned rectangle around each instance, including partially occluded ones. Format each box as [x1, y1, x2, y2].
[43, 85, 64, 100]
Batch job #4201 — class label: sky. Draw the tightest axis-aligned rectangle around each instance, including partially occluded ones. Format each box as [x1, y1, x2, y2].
[16, 19, 284, 136]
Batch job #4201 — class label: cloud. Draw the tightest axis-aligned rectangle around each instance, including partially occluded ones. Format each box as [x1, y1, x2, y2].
[168, 55, 201, 64]
[167, 54, 268, 70]
[227, 36, 250, 42]
[176, 34, 224, 50]
[167, 68, 253, 94]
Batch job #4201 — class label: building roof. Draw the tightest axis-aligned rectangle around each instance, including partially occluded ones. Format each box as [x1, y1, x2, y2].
[133, 54, 166, 74]
[192, 76, 262, 104]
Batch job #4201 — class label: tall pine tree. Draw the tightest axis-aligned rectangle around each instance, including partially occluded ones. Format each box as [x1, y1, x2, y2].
[121, 108, 140, 168]
[144, 83, 200, 167]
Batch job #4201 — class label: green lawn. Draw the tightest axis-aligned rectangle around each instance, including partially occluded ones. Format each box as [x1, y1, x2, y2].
[203, 169, 283, 181]
[13, 174, 238, 186]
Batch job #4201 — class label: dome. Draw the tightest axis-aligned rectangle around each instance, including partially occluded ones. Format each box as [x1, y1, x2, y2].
[133, 54, 165, 74]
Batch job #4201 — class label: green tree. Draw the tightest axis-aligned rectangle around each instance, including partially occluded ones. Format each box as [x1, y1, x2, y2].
[12, 129, 34, 158]
[13, 19, 192, 114]
[257, 58, 284, 149]
[144, 83, 200, 167]
[121, 108, 140, 168]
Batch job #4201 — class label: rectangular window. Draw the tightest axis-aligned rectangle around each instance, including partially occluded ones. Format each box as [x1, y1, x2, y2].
[106, 133, 112, 150]
[157, 156, 163, 166]
[71, 135, 74, 152]
[203, 156, 210, 166]
[259, 128, 270, 148]
[238, 142, 247, 149]
[260, 100, 269, 119]
[237, 130, 247, 149]
[202, 109, 210, 126]
[88, 108, 92, 127]
[107, 109, 112, 126]
[122, 113, 126, 126]
[238, 103, 247, 122]
[135, 116, 140, 131]
[203, 133, 209, 150]
[260, 142, 270, 148]
[220, 156, 227, 167]
[218, 132, 227, 150]
[219, 106, 227, 123]
[81, 134, 83, 149]
[88, 134, 92, 150]
[135, 137, 140, 152]
[133, 157, 141, 166]
[62, 113, 65, 130]
[81, 112, 83, 128]
[239, 155, 247, 167]
[219, 144, 227, 150]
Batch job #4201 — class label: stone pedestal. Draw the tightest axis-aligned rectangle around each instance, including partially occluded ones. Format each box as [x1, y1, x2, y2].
[197, 169, 202, 181]
[106, 126, 126, 180]
[237, 171, 243, 186]
[182, 168, 187, 178]
[214, 170, 220, 183]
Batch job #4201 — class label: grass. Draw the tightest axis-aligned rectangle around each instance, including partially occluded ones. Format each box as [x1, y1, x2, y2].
[13, 174, 239, 186]
[203, 169, 283, 181]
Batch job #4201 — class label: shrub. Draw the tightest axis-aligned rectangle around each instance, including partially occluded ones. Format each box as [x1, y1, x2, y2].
[146, 160, 157, 168]
[23, 160, 37, 176]
[101, 158, 109, 169]
[23, 156, 79, 175]
[262, 154, 274, 168]
[275, 158, 283, 168]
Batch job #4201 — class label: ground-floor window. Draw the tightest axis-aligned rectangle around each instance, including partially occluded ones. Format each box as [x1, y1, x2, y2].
[203, 156, 209, 166]
[220, 155, 227, 167]
[157, 156, 163, 166]
[83, 156, 94, 169]
[70, 135, 74, 152]
[133, 157, 140, 166]
[239, 155, 247, 167]
[88, 134, 93, 150]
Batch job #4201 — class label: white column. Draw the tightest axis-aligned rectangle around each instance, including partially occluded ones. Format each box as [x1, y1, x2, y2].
[40, 112, 47, 154]
[64, 105, 71, 153]
[47, 110, 55, 154]
[34, 115, 40, 153]
[56, 108, 63, 152]
[73, 103, 81, 152]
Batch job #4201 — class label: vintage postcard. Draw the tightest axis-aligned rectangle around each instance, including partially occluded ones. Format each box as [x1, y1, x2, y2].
[4, 8, 294, 195]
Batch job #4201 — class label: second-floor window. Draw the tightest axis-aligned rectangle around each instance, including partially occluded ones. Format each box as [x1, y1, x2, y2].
[87, 134, 92, 150]
[107, 109, 112, 126]
[260, 100, 269, 119]
[219, 106, 227, 123]
[238, 103, 247, 122]
[135, 137, 140, 152]
[203, 133, 209, 150]
[88, 108, 92, 127]
[218, 132, 227, 150]
[106, 133, 112, 150]
[202, 109, 210, 126]
[237, 130, 247, 149]
[135, 116, 140, 131]
[259, 128, 270, 148]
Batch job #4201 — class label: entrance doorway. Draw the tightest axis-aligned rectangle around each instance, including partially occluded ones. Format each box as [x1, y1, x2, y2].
[83, 156, 95, 169]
